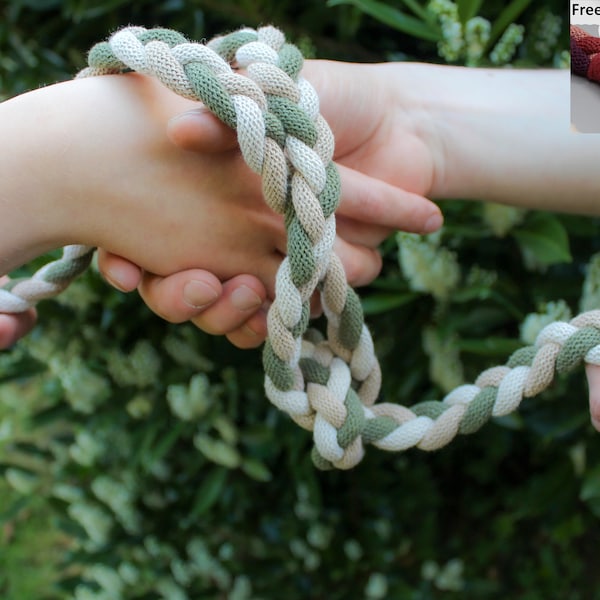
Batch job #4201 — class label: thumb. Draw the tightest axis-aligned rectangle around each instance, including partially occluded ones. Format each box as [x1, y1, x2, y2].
[167, 107, 238, 153]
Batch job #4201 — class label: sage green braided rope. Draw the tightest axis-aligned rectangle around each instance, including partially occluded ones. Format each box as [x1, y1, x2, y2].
[2, 25, 599, 470]
[0, 245, 94, 312]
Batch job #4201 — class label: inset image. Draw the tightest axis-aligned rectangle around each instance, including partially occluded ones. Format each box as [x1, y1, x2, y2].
[571, 24, 600, 132]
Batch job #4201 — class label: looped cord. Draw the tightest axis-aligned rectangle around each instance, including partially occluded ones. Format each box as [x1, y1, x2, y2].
[2, 26, 599, 470]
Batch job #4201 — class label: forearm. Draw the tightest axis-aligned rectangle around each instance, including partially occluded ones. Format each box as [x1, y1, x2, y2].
[0, 87, 66, 273]
[387, 63, 600, 214]
[0, 75, 203, 277]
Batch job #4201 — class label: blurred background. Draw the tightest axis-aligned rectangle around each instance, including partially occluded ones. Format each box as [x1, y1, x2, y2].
[2, 1, 595, 599]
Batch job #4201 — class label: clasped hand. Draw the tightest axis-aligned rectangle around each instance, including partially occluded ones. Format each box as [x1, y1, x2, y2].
[2, 59, 600, 433]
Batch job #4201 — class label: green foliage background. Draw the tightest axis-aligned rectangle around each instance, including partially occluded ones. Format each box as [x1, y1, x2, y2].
[1, 1, 598, 599]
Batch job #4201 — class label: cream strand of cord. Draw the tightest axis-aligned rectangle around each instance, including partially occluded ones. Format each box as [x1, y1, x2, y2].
[1, 25, 599, 470]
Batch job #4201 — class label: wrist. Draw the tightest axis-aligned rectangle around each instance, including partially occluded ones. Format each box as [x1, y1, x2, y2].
[378, 62, 527, 200]
[422, 66, 568, 204]
[382, 63, 594, 212]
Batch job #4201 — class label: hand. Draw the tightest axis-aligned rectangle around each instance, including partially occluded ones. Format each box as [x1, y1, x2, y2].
[171, 59, 444, 232]
[4, 66, 441, 346]
[96, 59, 600, 432]
[98, 250, 269, 348]
[98, 60, 446, 346]
[95, 63, 442, 347]
[302, 60, 437, 201]
[0, 73, 291, 287]
[165, 60, 595, 346]
[80, 66, 438, 286]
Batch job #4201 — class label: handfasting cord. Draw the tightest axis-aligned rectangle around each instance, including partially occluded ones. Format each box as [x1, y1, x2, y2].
[2, 25, 600, 470]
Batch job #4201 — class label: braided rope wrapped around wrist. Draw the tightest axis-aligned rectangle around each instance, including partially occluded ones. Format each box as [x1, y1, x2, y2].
[2, 26, 599, 470]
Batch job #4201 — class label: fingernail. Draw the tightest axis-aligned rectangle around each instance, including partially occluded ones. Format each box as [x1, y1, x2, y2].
[241, 307, 269, 340]
[424, 212, 444, 233]
[183, 280, 219, 309]
[231, 285, 263, 311]
[104, 265, 134, 293]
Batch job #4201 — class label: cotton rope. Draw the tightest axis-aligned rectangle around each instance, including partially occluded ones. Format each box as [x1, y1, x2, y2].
[2, 25, 600, 470]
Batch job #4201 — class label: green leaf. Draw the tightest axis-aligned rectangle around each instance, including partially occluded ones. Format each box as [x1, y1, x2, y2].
[451, 285, 495, 303]
[451, 306, 514, 336]
[527, 409, 587, 440]
[148, 421, 187, 463]
[397, 0, 433, 23]
[14, 0, 64, 9]
[457, 0, 484, 23]
[361, 292, 417, 315]
[493, 413, 524, 431]
[213, 416, 239, 445]
[584, 498, 600, 520]
[368, 277, 411, 292]
[580, 464, 600, 503]
[194, 433, 240, 468]
[242, 458, 273, 482]
[327, 0, 440, 41]
[0, 494, 30, 525]
[488, 0, 533, 48]
[185, 468, 228, 521]
[457, 336, 523, 357]
[513, 213, 572, 267]
[133, 422, 160, 466]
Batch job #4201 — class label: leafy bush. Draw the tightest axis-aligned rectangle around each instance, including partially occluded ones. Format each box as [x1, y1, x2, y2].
[3, 1, 599, 599]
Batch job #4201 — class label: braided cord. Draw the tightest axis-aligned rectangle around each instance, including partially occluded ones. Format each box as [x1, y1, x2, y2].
[0, 245, 94, 311]
[307, 311, 600, 469]
[2, 26, 599, 470]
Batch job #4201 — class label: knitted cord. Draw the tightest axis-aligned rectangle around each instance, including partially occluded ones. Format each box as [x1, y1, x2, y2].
[1, 25, 599, 470]
[306, 311, 600, 470]
[0, 245, 94, 311]
[86, 26, 380, 468]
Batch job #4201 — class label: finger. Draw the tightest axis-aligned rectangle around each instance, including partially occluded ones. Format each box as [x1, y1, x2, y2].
[191, 276, 267, 336]
[226, 292, 323, 349]
[225, 307, 269, 349]
[586, 363, 600, 431]
[167, 108, 238, 153]
[336, 215, 393, 249]
[333, 237, 382, 288]
[337, 164, 443, 234]
[226, 291, 326, 349]
[0, 310, 37, 348]
[97, 250, 143, 293]
[138, 270, 223, 324]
